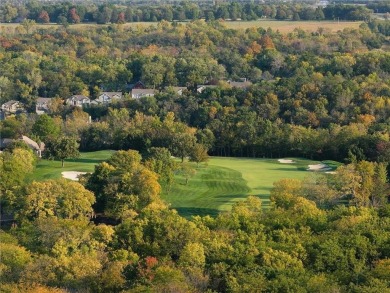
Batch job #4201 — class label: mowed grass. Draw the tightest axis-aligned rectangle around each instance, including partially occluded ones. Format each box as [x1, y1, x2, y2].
[27, 150, 114, 182]
[0, 20, 362, 34]
[28, 151, 337, 218]
[162, 157, 329, 218]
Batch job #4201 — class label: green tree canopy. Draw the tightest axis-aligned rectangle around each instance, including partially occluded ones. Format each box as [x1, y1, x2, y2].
[44, 136, 80, 167]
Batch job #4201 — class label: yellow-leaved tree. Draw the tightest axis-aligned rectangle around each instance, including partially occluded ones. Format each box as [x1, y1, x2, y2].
[19, 179, 95, 221]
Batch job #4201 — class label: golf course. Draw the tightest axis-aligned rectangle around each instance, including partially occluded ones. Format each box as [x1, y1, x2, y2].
[28, 151, 339, 218]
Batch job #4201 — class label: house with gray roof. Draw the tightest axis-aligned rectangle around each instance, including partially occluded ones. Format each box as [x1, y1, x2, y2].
[228, 79, 252, 89]
[93, 92, 123, 105]
[0, 136, 45, 157]
[66, 95, 90, 107]
[36, 97, 52, 114]
[172, 87, 188, 96]
[131, 89, 156, 99]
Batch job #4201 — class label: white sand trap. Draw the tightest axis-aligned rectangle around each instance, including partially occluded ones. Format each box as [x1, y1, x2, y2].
[278, 159, 295, 163]
[325, 171, 337, 174]
[307, 163, 332, 171]
[62, 171, 87, 181]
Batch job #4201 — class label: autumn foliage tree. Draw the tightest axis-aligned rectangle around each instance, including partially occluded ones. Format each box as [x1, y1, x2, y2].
[189, 143, 209, 167]
[19, 179, 95, 221]
[84, 150, 163, 219]
[38, 10, 50, 23]
[68, 8, 81, 24]
[117, 12, 125, 24]
[0, 148, 35, 214]
[260, 35, 275, 50]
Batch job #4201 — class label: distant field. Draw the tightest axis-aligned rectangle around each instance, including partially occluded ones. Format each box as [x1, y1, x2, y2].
[28, 151, 340, 218]
[223, 20, 363, 33]
[0, 20, 362, 34]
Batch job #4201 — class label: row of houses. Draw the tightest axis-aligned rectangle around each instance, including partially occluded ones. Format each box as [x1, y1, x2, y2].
[1, 80, 252, 115]
[52, 87, 188, 108]
[1, 89, 155, 116]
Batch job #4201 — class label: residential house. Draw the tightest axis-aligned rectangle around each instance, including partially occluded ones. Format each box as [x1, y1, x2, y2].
[66, 95, 90, 107]
[92, 92, 123, 105]
[172, 87, 188, 96]
[131, 89, 156, 99]
[36, 97, 52, 114]
[228, 78, 252, 89]
[197, 85, 217, 94]
[0, 136, 45, 157]
[127, 81, 146, 91]
[1, 100, 25, 114]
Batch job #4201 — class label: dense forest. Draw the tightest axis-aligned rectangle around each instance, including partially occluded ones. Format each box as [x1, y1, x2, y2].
[0, 3, 390, 291]
[1, 19, 389, 163]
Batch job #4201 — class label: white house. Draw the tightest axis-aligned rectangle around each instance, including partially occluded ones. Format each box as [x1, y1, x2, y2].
[93, 92, 123, 105]
[131, 89, 156, 99]
[1, 100, 25, 114]
[66, 95, 90, 107]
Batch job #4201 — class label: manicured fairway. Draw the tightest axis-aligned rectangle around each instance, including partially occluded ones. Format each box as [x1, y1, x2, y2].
[28, 151, 338, 218]
[162, 157, 331, 218]
[27, 150, 114, 182]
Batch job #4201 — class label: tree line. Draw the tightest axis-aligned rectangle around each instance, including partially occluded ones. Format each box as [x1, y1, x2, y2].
[0, 2, 375, 24]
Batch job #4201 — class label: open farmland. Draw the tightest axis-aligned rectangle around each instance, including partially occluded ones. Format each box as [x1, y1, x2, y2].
[0, 20, 362, 35]
[223, 20, 363, 33]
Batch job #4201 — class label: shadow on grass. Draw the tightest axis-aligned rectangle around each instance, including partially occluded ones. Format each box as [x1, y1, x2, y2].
[257, 194, 270, 200]
[270, 167, 306, 172]
[252, 186, 273, 192]
[214, 193, 250, 199]
[174, 207, 220, 218]
[65, 158, 105, 164]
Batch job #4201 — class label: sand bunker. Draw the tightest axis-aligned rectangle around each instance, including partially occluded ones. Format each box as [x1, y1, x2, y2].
[278, 159, 295, 164]
[62, 171, 87, 181]
[307, 163, 332, 171]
